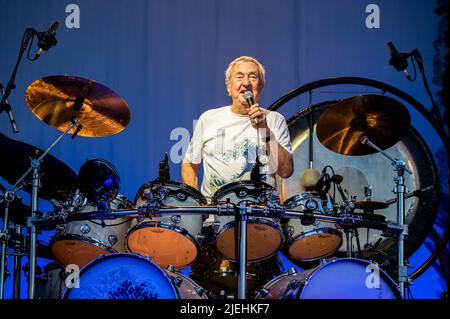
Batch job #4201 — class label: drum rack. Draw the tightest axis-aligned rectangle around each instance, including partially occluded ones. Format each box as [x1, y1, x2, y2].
[30, 201, 405, 299]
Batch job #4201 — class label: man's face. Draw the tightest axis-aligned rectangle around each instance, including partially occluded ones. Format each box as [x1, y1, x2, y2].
[227, 61, 264, 108]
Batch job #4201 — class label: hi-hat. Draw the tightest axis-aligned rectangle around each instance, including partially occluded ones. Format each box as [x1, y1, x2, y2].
[316, 94, 410, 155]
[0, 133, 77, 201]
[25, 75, 131, 137]
[354, 201, 389, 211]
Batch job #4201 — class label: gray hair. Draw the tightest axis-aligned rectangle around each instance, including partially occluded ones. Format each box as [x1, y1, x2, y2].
[225, 56, 266, 88]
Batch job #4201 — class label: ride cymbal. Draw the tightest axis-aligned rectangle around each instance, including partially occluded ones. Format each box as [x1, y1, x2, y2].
[316, 94, 410, 155]
[25, 75, 130, 137]
[0, 133, 77, 201]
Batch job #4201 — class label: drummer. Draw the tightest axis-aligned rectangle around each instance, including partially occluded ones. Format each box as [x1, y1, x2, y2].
[181, 56, 294, 204]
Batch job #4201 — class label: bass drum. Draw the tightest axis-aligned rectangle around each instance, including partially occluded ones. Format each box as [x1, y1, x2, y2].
[64, 253, 208, 299]
[255, 258, 400, 299]
[279, 98, 440, 268]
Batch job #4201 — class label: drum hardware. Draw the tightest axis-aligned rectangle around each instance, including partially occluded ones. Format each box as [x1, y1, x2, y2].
[0, 120, 81, 299]
[361, 135, 413, 299]
[384, 185, 435, 205]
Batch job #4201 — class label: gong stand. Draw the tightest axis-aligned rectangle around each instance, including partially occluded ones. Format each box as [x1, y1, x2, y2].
[361, 136, 412, 299]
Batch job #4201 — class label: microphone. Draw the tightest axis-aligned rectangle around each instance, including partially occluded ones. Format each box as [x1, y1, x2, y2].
[34, 21, 60, 59]
[244, 90, 258, 126]
[386, 41, 411, 80]
[331, 174, 347, 201]
[158, 153, 171, 182]
[314, 167, 331, 195]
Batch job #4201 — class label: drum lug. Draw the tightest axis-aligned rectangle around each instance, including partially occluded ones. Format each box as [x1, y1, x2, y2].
[195, 287, 205, 296]
[172, 276, 183, 287]
[288, 279, 300, 290]
[196, 233, 205, 244]
[171, 215, 181, 224]
[108, 235, 118, 246]
[287, 267, 297, 275]
[286, 226, 294, 236]
[80, 224, 90, 234]
[167, 265, 175, 272]
[258, 288, 270, 297]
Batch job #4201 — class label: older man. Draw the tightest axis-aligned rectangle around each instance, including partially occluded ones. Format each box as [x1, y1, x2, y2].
[182, 56, 293, 201]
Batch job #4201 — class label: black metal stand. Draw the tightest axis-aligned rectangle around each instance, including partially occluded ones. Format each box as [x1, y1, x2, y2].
[0, 119, 78, 299]
[362, 136, 412, 299]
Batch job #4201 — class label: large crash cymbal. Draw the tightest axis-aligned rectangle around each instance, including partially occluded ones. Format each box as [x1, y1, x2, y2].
[0, 133, 77, 201]
[316, 94, 410, 155]
[25, 75, 130, 137]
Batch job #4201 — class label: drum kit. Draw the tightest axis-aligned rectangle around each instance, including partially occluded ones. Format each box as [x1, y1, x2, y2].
[0, 75, 438, 300]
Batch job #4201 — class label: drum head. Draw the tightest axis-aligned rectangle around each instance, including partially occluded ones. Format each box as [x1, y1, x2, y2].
[216, 219, 284, 262]
[78, 158, 120, 204]
[299, 258, 399, 299]
[280, 99, 440, 266]
[64, 253, 179, 299]
[50, 237, 111, 268]
[126, 223, 198, 269]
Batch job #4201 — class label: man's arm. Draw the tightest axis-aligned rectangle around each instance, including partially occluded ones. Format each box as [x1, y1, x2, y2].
[266, 135, 294, 178]
[181, 162, 199, 190]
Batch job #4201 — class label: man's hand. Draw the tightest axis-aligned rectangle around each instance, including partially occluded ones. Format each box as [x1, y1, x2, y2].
[248, 103, 268, 129]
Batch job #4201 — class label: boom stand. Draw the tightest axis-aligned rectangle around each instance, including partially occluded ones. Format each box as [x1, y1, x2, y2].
[362, 136, 412, 299]
[0, 119, 78, 299]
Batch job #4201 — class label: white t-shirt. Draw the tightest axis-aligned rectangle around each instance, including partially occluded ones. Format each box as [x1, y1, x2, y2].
[183, 106, 292, 201]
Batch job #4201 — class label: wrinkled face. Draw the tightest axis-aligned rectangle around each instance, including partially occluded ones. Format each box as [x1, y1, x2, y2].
[226, 61, 264, 108]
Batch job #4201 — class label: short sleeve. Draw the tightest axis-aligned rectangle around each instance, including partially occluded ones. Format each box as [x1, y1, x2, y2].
[271, 113, 293, 154]
[183, 116, 203, 164]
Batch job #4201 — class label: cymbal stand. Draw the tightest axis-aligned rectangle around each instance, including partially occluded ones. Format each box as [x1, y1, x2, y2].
[362, 136, 412, 299]
[345, 229, 354, 258]
[237, 202, 248, 299]
[1, 119, 79, 299]
[13, 225, 23, 299]
[0, 191, 14, 298]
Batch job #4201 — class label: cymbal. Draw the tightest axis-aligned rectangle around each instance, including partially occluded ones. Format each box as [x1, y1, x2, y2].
[0, 133, 77, 201]
[25, 75, 131, 137]
[354, 200, 389, 211]
[316, 94, 410, 155]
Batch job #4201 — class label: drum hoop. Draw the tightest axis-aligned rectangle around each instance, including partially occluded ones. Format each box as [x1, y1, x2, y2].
[134, 180, 207, 205]
[50, 234, 116, 254]
[300, 257, 400, 298]
[288, 227, 343, 245]
[211, 180, 274, 203]
[283, 192, 322, 208]
[254, 271, 294, 298]
[126, 221, 200, 247]
[63, 252, 180, 299]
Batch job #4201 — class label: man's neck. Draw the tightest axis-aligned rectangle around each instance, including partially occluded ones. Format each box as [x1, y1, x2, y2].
[230, 102, 249, 115]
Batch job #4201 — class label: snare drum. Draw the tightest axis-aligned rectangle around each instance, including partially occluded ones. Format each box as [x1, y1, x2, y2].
[64, 253, 208, 299]
[255, 258, 399, 299]
[50, 194, 133, 269]
[211, 181, 285, 262]
[283, 192, 342, 261]
[126, 180, 206, 269]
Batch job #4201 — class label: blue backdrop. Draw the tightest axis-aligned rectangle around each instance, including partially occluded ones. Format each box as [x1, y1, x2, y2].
[1, 0, 448, 299]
